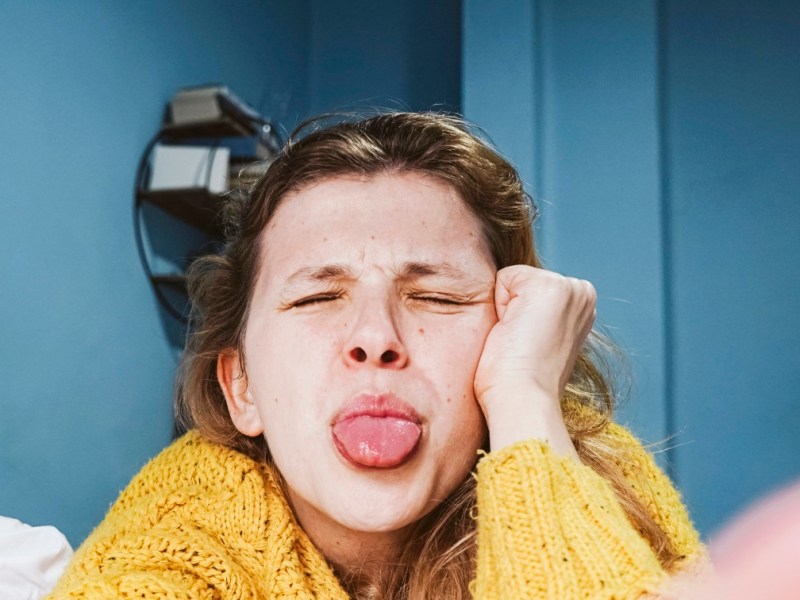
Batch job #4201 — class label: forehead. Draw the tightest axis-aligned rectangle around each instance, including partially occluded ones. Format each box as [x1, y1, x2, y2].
[258, 172, 494, 280]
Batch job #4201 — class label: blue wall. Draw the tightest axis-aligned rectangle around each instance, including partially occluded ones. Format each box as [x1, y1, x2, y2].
[665, 0, 800, 534]
[0, 0, 309, 546]
[308, 0, 461, 114]
[464, 0, 800, 535]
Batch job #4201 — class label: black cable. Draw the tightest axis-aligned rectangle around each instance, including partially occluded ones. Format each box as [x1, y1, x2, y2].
[133, 130, 190, 324]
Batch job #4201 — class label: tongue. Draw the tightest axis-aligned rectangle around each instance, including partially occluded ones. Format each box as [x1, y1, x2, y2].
[332, 416, 422, 468]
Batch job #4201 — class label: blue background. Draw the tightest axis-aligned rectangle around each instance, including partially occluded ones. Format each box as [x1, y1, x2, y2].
[1, 0, 797, 545]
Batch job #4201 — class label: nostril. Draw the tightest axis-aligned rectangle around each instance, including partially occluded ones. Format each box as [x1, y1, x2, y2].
[380, 350, 399, 364]
[351, 347, 367, 362]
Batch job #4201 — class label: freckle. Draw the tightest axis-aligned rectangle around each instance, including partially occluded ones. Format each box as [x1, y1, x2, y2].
[273, 397, 278, 404]
[371, 235, 376, 240]
[446, 397, 452, 403]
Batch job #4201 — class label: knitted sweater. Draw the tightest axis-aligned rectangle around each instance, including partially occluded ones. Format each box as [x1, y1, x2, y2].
[48, 419, 702, 599]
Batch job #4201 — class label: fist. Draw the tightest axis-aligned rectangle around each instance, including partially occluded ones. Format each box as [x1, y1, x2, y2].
[474, 265, 596, 454]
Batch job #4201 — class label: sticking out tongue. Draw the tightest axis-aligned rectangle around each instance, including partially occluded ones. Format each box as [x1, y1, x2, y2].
[332, 416, 422, 468]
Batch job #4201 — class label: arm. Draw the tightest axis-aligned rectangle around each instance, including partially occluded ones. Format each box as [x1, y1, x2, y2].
[472, 430, 703, 599]
[471, 266, 702, 598]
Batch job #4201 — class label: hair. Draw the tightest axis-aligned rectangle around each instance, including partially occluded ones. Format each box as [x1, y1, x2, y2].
[176, 111, 680, 598]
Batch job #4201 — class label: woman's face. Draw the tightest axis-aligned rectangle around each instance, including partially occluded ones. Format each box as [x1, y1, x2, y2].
[222, 171, 497, 540]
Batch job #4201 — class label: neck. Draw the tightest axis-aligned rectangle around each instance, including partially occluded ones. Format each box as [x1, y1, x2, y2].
[323, 529, 405, 593]
[287, 488, 413, 591]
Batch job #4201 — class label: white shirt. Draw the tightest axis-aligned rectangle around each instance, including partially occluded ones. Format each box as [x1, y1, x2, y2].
[0, 517, 73, 600]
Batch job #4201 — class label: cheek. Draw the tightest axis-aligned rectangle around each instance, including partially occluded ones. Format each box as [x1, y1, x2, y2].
[430, 310, 495, 374]
[249, 314, 340, 372]
[416, 315, 494, 407]
[245, 317, 344, 424]
[242, 326, 308, 428]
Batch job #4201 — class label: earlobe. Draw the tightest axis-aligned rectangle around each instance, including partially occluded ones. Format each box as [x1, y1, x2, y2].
[217, 351, 264, 437]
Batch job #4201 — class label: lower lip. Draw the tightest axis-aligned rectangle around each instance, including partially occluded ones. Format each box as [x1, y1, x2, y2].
[332, 415, 422, 468]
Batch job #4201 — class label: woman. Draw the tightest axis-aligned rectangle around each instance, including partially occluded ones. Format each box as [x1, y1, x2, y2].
[49, 112, 703, 599]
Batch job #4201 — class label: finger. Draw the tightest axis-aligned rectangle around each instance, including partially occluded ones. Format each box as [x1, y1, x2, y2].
[493, 265, 543, 320]
[582, 279, 597, 305]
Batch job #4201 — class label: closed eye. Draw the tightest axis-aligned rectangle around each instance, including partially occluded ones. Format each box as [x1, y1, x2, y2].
[291, 293, 342, 308]
[409, 294, 465, 306]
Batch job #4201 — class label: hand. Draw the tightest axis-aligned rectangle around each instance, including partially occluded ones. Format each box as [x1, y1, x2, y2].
[656, 482, 800, 599]
[474, 265, 596, 457]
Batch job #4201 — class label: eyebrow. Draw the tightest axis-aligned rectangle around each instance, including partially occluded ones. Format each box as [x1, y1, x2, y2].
[396, 261, 475, 283]
[284, 261, 477, 286]
[285, 263, 354, 284]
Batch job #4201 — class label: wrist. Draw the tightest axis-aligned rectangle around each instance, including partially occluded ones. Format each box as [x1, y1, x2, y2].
[481, 386, 579, 461]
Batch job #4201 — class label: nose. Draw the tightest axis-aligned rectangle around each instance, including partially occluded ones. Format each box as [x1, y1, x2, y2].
[343, 296, 409, 370]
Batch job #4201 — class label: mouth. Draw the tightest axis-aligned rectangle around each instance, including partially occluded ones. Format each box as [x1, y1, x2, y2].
[331, 393, 423, 468]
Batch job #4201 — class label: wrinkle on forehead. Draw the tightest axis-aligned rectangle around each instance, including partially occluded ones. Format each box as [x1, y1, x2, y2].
[282, 260, 494, 291]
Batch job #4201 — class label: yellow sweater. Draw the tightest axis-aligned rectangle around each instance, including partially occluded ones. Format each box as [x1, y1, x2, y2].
[48, 422, 701, 599]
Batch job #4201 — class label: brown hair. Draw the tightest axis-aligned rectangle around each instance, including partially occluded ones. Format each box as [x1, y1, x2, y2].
[176, 112, 679, 598]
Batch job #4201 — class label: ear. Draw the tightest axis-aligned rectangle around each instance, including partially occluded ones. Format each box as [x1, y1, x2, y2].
[217, 351, 264, 437]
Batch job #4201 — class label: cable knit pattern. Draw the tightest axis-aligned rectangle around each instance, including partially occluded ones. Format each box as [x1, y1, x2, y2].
[48, 424, 701, 599]
[47, 432, 348, 599]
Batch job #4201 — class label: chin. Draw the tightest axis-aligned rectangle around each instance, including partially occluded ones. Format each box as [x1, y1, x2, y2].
[332, 475, 444, 533]
[338, 499, 434, 534]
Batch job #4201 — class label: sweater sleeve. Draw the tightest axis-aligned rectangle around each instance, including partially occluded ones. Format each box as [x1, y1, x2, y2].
[602, 422, 703, 570]
[472, 428, 703, 599]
